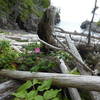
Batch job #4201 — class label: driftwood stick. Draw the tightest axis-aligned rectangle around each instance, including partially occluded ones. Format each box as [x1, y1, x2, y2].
[54, 34, 93, 73]
[63, 34, 100, 100]
[59, 59, 82, 100]
[11, 46, 22, 53]
[55, 27, 100, 40]
[1, 70, 100, 91]
[38, 38, 62, 50]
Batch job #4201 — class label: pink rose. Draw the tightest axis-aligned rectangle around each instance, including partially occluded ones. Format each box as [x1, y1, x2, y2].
[34, 48, 40, 53]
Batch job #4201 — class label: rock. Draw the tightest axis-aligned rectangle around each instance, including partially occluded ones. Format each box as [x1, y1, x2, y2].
[16, 14, 39, 33]
[80, 20, 100, 33]
[0, 0, 49, 33]
[80, 20, 90, 29]
[55, 12, 60, 25]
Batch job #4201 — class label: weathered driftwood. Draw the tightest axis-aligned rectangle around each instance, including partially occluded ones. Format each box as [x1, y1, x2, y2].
[54, 33, 93, 73]
[0, 80, 20, 100]
[59, 59, 82, 100]
[64, 34, 100, 100]
[55, 27, 100, 40]
[37, 6, 57, 51]
[1, 70, 100, 91]
[0, 90, 14, 100]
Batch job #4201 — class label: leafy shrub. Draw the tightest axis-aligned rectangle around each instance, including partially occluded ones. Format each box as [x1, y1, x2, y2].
[0, 40, 20, 69]
[23, 42, 42, 51]
[0, 0, 50, 20]
[13, 79, 61, 100]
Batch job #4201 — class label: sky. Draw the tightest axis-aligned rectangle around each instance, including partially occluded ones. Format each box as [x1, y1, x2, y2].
[51, 0, 100, 31]
[51, 0, 100, 22]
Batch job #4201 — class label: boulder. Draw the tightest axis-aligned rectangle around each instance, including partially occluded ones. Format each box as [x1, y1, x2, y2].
[80, 20, 100, 33]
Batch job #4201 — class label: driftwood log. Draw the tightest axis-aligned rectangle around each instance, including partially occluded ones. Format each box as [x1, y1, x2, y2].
[55, 27, 100, 40]
[1, 70, 100, 92]
[64, 34, 100, 100]
[59, 59, 82, 100]
[0, 80, 21, 100]
[37, 6, 57, 51]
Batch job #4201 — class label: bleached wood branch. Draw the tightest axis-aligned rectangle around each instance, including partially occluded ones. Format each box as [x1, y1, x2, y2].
[53, 34, 94, 73]
[38, 38, 62, 50]
[0, 80, 20, 100]
[55, 27, 100, 40]
[1, 70, 100, 92]
[59, 59, 82, 100]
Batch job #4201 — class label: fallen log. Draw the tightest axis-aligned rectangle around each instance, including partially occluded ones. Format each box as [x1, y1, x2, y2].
[64, 34, 100, 100]
[55, 27, 100, 40]
[0, 80, 21, 100]
[59, 59, 82, 100]
[1, 70, 100, 92]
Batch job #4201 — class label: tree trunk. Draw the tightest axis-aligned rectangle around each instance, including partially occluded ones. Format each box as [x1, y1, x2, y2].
[37, 6, 57, 51]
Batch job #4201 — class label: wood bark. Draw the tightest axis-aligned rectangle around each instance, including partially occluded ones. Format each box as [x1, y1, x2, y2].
[37, 6, 57, 51]
[59, 59, 82, 100]
[1, 70, 100, 92]
[0, 80, 21, 100]
[55, 27, 100, 40]
[64, 34, 100, 100]
[88, 0, 98, 45]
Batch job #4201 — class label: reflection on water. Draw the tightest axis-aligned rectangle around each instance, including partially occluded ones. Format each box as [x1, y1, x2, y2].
[51, 0, 100, 32]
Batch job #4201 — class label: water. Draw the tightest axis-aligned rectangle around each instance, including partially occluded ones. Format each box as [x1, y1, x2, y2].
[51, 0, 100, 32]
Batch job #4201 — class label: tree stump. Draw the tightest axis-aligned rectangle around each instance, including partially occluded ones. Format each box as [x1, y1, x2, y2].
[37, 6, 57, 52]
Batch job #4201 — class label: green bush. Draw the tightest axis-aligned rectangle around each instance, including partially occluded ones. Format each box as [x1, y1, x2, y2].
[0, 40, 20, 69]
[0, 0, 50, 20]
[13, 79, 61, 100]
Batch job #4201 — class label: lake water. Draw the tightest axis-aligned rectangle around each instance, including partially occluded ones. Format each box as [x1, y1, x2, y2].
[51, 0, 100, 32]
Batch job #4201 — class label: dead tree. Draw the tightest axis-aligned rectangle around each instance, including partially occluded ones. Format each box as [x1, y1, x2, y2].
[37, 6, 57, 52]
[87, 0, 98, 45]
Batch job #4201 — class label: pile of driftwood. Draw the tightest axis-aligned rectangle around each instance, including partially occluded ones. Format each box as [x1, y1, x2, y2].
[0, 6, 100, 100]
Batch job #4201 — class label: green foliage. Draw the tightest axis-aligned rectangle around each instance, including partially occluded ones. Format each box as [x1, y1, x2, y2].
[0, 40, 20, 69]
[69, 70, 80, 75]
[96, 20, 100, 26]
[40, 0, 50, 8]
[23, 42, 41, 51]
[37, 80, 52, 91]
[17, 80, 33, 92]
[43, 89, 61, 100]
[13, 79, 61, 100]
[0, 0, 10, 16]
[51, 50, 73, 61]
[30, 58, 57, 72]
[0, 0, 50, 21]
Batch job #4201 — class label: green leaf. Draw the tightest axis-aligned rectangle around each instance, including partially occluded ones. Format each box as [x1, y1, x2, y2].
[34, 95, 44, 100]
[37, 80, 52, 91]
[52, 97, 60, 100]
[12, 91, 27, 98]
[33, 79, 41, 85]
[43, 89, 61, 100]
[27, 90, 38, 100]
[69, 70, 80, 75]
[17, 80, 33, 92]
